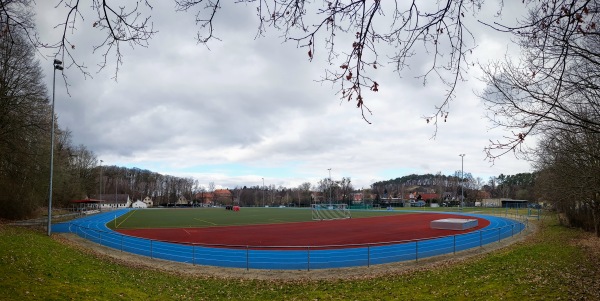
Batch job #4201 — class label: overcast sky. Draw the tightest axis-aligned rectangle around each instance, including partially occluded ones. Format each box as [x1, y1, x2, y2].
[34, 2, 533, 190]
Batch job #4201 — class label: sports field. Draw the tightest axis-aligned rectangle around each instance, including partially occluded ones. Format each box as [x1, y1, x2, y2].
[109, 207, 409, 229]
[110, 208, 491, 247]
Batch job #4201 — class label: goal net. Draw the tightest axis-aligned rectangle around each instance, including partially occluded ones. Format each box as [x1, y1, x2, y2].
[311, 203, 351, 220]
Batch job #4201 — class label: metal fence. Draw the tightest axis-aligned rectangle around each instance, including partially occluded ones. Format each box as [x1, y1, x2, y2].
[62, 212, 528, 270]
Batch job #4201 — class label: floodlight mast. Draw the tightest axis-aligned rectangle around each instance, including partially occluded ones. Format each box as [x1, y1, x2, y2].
[459, 154, 465, 210]
[47, 59, 63, 236]
[100, 159, 103, 201]
[328, 168, 332, 203]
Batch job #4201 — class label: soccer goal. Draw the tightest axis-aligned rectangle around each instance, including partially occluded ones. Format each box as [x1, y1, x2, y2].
[311, 203, 351, 220]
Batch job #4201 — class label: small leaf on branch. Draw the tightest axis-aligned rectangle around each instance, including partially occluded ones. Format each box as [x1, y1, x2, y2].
[370, 82, 379, 92]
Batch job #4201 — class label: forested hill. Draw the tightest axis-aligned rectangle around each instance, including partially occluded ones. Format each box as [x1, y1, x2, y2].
[372, 173, 536, 189]
[372, 174, 461, 188]
[371, 172, 537, 201]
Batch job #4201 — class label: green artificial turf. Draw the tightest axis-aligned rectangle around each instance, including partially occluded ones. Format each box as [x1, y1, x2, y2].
[109, 207, 411, 229]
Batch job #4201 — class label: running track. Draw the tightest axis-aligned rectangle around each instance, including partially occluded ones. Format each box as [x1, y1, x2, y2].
[53, 209, 526, 270]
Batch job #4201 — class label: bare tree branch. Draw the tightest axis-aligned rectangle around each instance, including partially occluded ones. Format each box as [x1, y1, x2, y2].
[481, 0, 600, 162]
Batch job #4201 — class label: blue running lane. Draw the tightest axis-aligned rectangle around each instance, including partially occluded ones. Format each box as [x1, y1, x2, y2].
[53, 209, 526, 270]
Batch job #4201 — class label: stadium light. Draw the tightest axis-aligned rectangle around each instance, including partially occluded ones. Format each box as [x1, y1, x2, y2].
[328, 168, 332, 203]
[100, 160, 104, 202]
[459, 154, 465, 210]
[47, 59, 63, 236]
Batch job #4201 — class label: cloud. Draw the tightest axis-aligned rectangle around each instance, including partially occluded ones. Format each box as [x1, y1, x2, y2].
[35, 2, 533, 190]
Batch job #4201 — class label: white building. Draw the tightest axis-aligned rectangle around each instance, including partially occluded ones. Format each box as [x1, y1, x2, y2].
[95, 194, 132, 210]
[131, 200, 148, 208]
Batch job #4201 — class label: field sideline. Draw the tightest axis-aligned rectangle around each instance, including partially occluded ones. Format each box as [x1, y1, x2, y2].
[109, 207, 411, 230]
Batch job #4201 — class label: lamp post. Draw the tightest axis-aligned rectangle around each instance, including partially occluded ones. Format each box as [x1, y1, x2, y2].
[100, 159, 103, 203]
[459, 154, 465, 210]
[115, 177, 118, 209]
[262, 177, 265, 207]
[328, 168, 332, 203]
[47, 59, 63, 236]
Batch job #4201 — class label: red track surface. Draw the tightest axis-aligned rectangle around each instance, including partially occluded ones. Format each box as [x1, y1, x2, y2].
[116, 213, 490, 247]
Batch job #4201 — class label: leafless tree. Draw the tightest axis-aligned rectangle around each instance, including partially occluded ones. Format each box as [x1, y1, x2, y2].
[481, 0, 600, 161]
[338, 177, 353, 202]
[0, 10, 49, 218]
[534, 125, 600, 236]
[297, 181, 311, 206]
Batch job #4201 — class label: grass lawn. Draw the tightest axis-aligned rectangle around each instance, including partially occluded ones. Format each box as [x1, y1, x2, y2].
[1, 213, 599, 300]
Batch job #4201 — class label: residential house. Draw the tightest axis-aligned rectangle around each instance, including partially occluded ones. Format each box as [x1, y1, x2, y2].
[194, 189, 233, 206]
[175, 196, 189, 206]
[131, 200, 147, 208]
[142, 196, 153, 207]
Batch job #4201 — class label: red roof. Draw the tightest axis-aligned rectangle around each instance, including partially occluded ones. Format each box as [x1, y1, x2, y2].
[419, 193, 440, 200]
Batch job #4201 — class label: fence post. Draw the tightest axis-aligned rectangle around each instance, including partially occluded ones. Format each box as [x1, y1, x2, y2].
[453, 235, 456, 254]
[415, 241, 419, 262]
[498, 228, 501, 243]
[307, 246, 311, 271]
[367, 245, 371, 267]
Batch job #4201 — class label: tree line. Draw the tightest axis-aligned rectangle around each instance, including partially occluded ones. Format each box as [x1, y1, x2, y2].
[227, 177, 357, 208]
